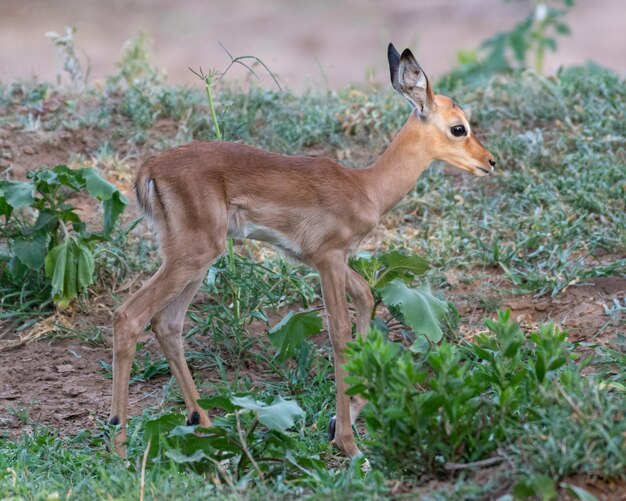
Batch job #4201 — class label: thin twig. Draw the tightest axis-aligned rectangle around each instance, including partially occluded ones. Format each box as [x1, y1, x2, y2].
[129, 388, 160, 405]
[555, 380, 584, 417]
[217, 41, 283, 92]
[444, 455, 506, 471]
[235, 410, 264, 482]
[140, 438, 151, 501]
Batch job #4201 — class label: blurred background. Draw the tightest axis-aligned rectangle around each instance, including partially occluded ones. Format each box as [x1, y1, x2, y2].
[1, 0, 625, 89]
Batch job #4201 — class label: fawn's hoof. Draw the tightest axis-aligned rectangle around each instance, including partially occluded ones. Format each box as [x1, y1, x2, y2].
[328, 416, 336, 441]
[187, 410, 200, 426]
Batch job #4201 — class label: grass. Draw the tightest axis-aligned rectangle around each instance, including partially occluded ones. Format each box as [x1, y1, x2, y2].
[0, 40, 625, 499]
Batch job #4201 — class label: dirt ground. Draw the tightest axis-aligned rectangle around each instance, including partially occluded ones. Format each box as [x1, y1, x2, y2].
[1, 0, 625, 90]
[1, 271, 623, 438]
[0, 116, 624, 439]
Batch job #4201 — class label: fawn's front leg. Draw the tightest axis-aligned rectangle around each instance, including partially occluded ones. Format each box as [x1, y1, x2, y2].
[316, 254, 361, 458]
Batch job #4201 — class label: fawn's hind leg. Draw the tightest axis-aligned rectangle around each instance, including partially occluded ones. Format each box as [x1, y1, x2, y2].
[152, 277, 211, 427]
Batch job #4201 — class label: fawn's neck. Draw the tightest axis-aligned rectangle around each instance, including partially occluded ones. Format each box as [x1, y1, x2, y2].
[358, 113, 433, 216]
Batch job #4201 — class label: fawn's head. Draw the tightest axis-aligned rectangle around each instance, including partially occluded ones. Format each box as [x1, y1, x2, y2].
[388, 43, 495, 176]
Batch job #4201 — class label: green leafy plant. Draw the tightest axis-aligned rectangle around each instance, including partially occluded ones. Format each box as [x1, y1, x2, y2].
[380, 280, 449, 343]
[0, 164, 127, 308]
[188, 253, 316, 361]
[268, 309, 323, 382]
[143, 393, 320, 482]
[268, 310, 323, 362]
[350, 250, 430, 290]
[443, 0, 574, 86]
[350, 250, 451, 343]
[345, 311, 625, 476]
[485, 0, 574, 74]
[265, 250, 448, 372]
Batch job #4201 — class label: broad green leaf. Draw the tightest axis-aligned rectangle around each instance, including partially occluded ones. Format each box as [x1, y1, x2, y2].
[231, 395, 304, 431]
[7, 255, 28, 280]
[168, 425, 199, 438]
[376, 250, 430, 287]
[83, 168, 128, 235]
[33, 210, 58, 232]
[144, 413, 185, 461]
[0, 180, 34, 210]
[102, 191, 128, 235]
[83, 167, 118, 200]
[531, 475, 558, 501]
[268, 310, 322, 361]
[44, 239, 95, 307]
[409, 333, 430, 354]
[76, 242, 95, 291]
[45, 240, 76, 307]
[12, 235, 47, 269]
[45, 242, 68, 290]
[145, 413, 186, 441]
[30, 164, 85, 194]
[165, 449, 209, 464]
[198, 395, 237, 413]
[380, 280, 448, 343]
[514, 475, 557, 501]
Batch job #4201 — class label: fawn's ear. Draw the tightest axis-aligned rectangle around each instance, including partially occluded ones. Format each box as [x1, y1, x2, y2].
[387, 43, 401, 89]
[388, 45, 434, 116]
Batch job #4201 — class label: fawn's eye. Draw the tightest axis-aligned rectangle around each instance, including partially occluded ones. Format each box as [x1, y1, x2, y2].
[451, 125, 467, 137]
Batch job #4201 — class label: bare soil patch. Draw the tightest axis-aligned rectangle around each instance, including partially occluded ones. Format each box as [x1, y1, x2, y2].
[451, 270, 625, 342]
[0, 336, 166, 437]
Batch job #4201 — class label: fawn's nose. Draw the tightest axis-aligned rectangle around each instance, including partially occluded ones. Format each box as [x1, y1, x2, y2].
[489, 159, 496, 167]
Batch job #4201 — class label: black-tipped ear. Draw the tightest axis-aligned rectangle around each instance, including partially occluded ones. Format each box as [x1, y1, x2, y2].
[387, 43, 401, 90]
[392, 48, 434, 116]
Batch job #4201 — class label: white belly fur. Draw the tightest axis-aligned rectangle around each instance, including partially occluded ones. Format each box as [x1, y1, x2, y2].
[227, 215, 303, 258]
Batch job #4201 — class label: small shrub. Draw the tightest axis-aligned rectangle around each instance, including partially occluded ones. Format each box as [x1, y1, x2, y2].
[345, 311, 626, 478]
[0, 164, 127, 308]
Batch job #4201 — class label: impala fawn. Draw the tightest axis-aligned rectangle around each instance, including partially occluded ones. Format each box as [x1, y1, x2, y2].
[109, 43, 495, 459]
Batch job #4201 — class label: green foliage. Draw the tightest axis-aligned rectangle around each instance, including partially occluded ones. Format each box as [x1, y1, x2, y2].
[230, 395, 305, 431]
[350, 250, 453, 342]
[0, 164, 127, 308]
[345, 311, 626, 477]
[513, 474, 559, 501]
[188, 252, 316, 362]
[350, 250, 430, 290]
[268, 309, 323, 361]
[143, 393, 320, 482]
[98, 345, 174, 383]
[443, 0, 575, 86]
[380, 280, 449, 343]
[111, 32, 159, 87]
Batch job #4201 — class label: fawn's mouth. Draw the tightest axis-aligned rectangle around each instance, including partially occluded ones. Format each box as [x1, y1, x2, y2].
[473, 165, 493, 176]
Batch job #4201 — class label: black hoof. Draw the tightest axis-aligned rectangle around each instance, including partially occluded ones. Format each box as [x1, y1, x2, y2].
[104, 416, 120, 450]
[328, 416, 336, 441]
[187, 410, 200, 426]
